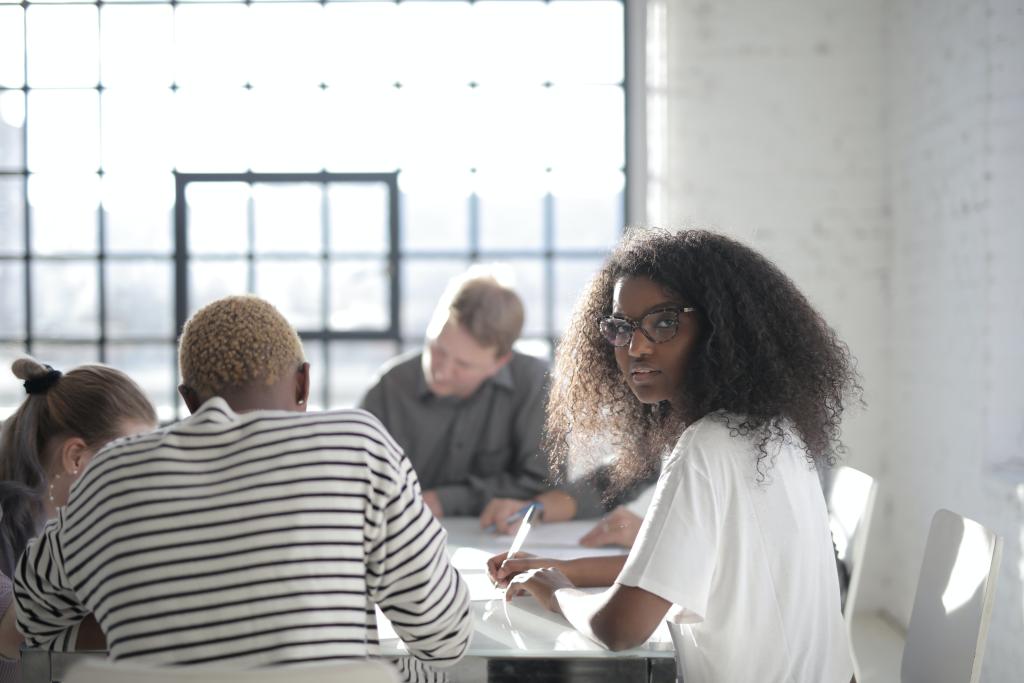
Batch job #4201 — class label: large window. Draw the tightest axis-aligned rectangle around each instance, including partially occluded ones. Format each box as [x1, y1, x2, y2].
[0, 0, 628, 419]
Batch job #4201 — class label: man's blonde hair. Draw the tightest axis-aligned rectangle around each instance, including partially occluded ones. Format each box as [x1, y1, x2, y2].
[179, 295, 305, 398]
[444, 271, 525, 357]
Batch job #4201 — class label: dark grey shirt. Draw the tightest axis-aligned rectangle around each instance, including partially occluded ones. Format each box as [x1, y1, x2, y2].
[359, 350, 550, 516]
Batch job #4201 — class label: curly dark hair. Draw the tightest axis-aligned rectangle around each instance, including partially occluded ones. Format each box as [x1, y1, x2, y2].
[546, 228, 862, 497]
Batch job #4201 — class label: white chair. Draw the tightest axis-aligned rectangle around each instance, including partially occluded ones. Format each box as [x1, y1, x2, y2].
[666, 621, 686, 683]
[900, 508, 1002, 683]
[63, 658, 401, 683]
[825, 465, 878, 621]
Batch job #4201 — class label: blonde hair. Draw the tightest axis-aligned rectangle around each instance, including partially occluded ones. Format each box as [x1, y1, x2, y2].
[0, 357, 156, 574]
[179, 295, 305, 398]
[446, 273, 525, 357]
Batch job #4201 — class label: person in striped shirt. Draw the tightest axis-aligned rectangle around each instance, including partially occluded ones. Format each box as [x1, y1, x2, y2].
[13, 295, 471, 681]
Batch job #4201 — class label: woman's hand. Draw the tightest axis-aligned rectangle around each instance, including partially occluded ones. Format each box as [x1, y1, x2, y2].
[506, 567, 575, 613]
[487, 551, 564, 588]
[579, 506, 643, 549]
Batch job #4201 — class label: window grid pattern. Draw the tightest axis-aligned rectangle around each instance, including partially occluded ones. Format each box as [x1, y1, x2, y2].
[0, 0, 627, 419]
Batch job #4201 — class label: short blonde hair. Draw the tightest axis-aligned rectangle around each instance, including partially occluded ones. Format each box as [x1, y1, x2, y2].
[179, 295, 305, 398]
[448, 274, 524, 357]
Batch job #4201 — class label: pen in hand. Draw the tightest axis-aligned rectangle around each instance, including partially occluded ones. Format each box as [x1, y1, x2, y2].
[484, 501, 545, 534]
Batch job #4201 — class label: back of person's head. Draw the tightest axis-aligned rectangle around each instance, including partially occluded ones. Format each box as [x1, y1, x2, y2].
[435, 269, 525, 357]
[178, 295, 307, 409]
[548, 227, 861, 493]
[0, 358, 157, 575]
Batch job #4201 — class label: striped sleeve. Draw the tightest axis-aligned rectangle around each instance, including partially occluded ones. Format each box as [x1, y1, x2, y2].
[13, 516, 87, 650]
[366, 452, 471, 668]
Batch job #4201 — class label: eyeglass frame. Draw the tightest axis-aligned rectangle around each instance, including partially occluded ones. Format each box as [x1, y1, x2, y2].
[596, 305, 697, 347]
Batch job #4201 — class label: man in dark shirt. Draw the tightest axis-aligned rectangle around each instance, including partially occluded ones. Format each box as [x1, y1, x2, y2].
[360, 272, 549, 518]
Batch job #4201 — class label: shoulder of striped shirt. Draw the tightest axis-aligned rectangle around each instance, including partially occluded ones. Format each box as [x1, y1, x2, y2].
[82, 408, 407, 479]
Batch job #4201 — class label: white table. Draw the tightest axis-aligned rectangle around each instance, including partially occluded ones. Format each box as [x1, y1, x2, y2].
[377, 518, 676, 682]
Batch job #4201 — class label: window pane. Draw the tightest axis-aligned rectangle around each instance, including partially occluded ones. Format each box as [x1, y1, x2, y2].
[248, 89, 324, 172]
[26, 5, 98, 88]
[501, 259, 546, 337]
[105, 342, 176, 422]
[26, 90, 100, 173]
[322, 3, 398, 86]
[249, 4, 323, 88]
[28, 174, 99, 255]
[548, 85, 624, 170]
[103, 173, 173, 255]
[0, 176, 24, 253]
[254, 259, 322, 331]
[101, 89, 174, 173]
[395, 2, 471, 86]
[514, 337, 552, 361]
[31, 260, 99, 339]
[321, 88, 399, 172]
[0, 7, 24, 88]
[253, 183, 321, 255]
[174, 88, 250, 172]
[328, 183, 389, 255]
[0, 261, 25, 339]
[174, 5, 248, 88]
[477, 170, 546, 252]
[552, 170, 624, 251]
[400, 172, 470, 253]
[470, 1, 547, 85]
[548, 1, 623, 84]
[100, 5, 173, 88]
[106, 260, 173, 339]
[0, 343, 28, 418]
[189, 259, 248, 317]
[554, 258, 604, 333]
[0, 91, 24, 170]
[29, 344, 100, 373]
[395, 86, 474, 171]
[329, 259, 388, 332]
[401, 258, 469, 339]
[473, 87, 548, 168]
[327, 340, 399, 409]
[186, 182, 249, 255]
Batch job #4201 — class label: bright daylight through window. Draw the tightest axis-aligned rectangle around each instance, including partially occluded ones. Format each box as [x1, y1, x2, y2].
[0, 0, 627, 420]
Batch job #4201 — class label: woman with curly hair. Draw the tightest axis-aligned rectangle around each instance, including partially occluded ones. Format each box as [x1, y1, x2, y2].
[488, 228, 859, 682]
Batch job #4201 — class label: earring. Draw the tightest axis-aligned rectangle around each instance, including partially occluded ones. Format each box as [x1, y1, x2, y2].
[48, 473, 59, 502]
[297, 399, 305, 405]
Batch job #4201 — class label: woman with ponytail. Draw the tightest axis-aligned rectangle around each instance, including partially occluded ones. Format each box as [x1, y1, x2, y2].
[0, 358, 156, 678]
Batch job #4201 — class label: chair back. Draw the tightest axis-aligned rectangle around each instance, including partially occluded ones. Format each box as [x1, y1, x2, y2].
[825, 465, 877, 618]
[900, 508, 1003, 683]
[666, 620, 686, 683]
[63, 659, 401, 683]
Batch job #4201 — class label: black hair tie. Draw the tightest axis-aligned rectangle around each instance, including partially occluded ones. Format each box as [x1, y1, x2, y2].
[24, 366, 62, 395]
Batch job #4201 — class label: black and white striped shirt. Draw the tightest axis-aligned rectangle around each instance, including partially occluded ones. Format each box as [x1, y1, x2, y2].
[14, 398, 471, 670]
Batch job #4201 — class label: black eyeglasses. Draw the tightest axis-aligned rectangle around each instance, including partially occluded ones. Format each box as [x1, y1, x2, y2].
[597, 306, 696, 347]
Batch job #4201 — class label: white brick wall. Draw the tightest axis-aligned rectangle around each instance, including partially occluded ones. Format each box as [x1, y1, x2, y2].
[649, 0, 1024, 679]
[884, 1, 1024, 680]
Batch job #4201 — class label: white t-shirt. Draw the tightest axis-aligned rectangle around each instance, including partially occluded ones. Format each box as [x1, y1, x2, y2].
[617, 414, 853, 683]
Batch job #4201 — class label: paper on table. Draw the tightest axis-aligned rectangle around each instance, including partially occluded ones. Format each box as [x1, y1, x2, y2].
[462, 571, 506, 601]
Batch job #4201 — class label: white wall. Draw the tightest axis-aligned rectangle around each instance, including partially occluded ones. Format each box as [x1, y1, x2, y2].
[884, 1, 1024, 679]
[649, 0, 1024, 679]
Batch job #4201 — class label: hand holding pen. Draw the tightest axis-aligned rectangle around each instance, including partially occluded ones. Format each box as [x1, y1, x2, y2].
[479, 498, 545, 534]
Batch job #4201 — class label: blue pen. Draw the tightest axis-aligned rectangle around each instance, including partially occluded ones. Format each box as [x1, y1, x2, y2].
[484, 501, 544, 534]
